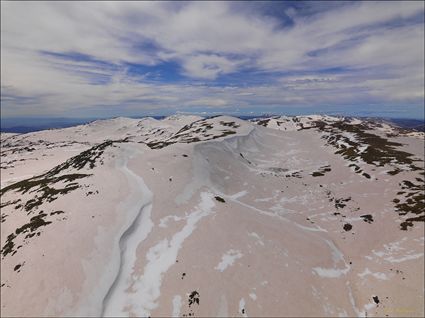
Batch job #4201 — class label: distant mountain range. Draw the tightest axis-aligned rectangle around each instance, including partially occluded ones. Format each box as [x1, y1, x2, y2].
[1, 115, 424, 133]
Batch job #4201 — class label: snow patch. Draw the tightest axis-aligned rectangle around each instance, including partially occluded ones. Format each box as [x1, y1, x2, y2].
[215, 249, 243, 272]
[312, 240, 350, 278]
[239, 298, 247, 317]
[384, 253, 423, 263]
[358, 268, 389, 280]
[229, 190, 248, 200]
[172, 295, 182, 317]
[159, 215, 183, 228]
[248, 232, 265, 246]
[105, 192, 215, 316]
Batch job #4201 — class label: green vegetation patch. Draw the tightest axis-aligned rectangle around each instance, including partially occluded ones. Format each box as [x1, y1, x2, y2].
[393, 179, 425, 230]
[0, 141, 123, 259]
[46, 140, 117, 175]
[220, 121, 240, 128]
[255, 119, 271, 127]
[1, 212, 53, 258]
[1, 173, 89, 213]
[311, 165, 331, 177]
[147, 119, 237, 149]
[335, 197, 351, 209]
[319, 122, 421, 172]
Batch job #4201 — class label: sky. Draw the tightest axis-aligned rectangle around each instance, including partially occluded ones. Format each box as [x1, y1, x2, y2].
[1, 1, 424, 119]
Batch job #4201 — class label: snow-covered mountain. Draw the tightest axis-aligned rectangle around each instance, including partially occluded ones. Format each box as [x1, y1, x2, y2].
[1, 115, 424, 317]
[251, 115, 425, 137]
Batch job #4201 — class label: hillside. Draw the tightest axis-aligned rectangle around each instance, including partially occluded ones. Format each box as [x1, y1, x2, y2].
[1, 115, 424, 317]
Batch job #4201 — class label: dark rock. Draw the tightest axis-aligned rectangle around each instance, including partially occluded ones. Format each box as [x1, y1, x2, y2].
[373, 296, 380, 304]
[343, 223, 352, 231]
[215, 196, 225, 203]
[360, 214, 374, 223]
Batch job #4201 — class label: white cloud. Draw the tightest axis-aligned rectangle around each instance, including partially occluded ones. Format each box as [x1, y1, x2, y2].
[187, 98, 229, 107]
[182, 54, 240, 79]
[0, 1, 424, 116]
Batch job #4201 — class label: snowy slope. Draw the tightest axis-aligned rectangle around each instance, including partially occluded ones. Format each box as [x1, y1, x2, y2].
[1, 115, 424, 317]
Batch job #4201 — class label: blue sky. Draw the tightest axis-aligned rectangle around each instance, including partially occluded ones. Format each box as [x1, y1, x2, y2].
[1, 1, 424, 118]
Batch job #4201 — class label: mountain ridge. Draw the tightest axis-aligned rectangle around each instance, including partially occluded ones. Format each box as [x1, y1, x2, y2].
[1, 114, 424, 317]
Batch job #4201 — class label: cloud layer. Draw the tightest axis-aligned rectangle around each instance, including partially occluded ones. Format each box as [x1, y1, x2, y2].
[1, 1, 424, 117]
